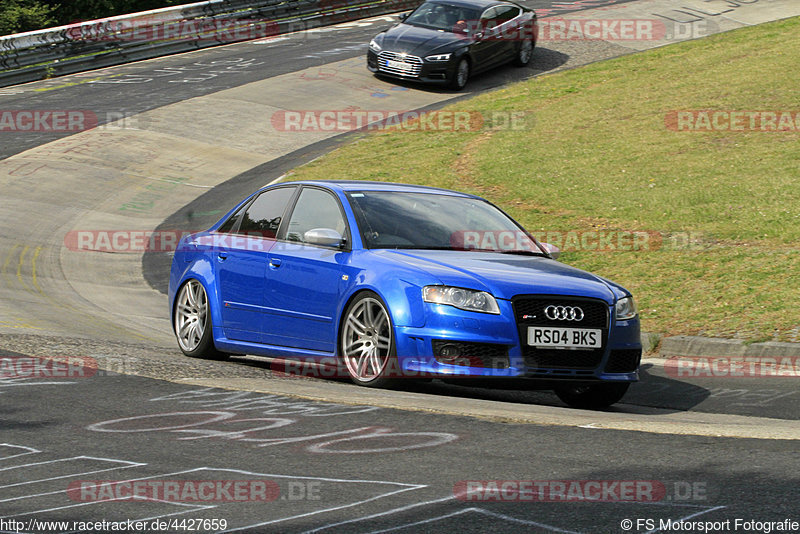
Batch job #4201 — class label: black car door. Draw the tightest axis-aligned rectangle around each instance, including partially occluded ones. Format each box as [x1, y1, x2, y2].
[470, 7, 504, 72]
[492, 4, 523, 61]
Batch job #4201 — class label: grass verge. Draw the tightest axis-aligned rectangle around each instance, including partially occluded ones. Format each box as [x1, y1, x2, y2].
[287, 17, 800, 342]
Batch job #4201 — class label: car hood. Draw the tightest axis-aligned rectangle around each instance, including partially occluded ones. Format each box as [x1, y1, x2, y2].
[379, 249, 618, 303]
[378, 24, 466, 56]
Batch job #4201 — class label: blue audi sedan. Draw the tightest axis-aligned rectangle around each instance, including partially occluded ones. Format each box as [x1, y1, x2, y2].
[169, 181, 641, 408]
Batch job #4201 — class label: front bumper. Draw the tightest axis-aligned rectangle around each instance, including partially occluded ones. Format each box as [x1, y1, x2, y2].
[393, 297, 642, 382]
[367, 49, 456, 85]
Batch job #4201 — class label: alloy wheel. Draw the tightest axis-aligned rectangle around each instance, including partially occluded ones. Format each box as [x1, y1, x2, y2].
[175, 279, 208, 353]
[341, 296, 393, 383]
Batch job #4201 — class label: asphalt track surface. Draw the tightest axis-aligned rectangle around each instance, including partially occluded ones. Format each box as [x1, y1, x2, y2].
[1, 348, 798, 534]
[1, 0, 800, 531]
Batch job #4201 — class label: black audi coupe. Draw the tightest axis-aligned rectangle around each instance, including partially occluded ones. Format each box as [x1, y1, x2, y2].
[367, 0, 537, 90]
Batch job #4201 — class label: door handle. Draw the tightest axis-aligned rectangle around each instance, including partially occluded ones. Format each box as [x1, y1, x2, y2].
[217, 252, 228, 262]
[269, 258, 282, 268]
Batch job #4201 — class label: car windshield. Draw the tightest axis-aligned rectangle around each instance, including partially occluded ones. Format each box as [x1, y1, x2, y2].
[347, 190, 546, 254]
[403, 2, 481, 32]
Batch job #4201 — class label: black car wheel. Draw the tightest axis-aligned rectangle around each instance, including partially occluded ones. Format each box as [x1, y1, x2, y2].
[513, 38, 534, 67]
[449, 58, 470, 90]
[555, 383, 630, 409]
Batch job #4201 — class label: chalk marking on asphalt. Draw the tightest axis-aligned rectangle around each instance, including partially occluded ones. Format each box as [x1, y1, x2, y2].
[0, 457, 145, 490]
[174, 376, 800, 440]
[30, 246, 41, 292]
[364, 507, 584, 534]
[218, 470, 426, 533]
[1, 244, 20, 289]
[15, 246, 33, 294]
[304, 494, 457, 533]
[0, 444, 40, 462]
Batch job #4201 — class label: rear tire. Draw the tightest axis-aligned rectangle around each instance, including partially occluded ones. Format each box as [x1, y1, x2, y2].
[555, 383, 630, 409]
[513, 38, 534, 67]
[174, 279, 227, 360]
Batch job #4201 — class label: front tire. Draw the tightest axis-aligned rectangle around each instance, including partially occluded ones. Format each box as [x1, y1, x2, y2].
[340, 291, 397, 388]
[174, 279, 227, 360]
[449, 58, 470, 90]
[555, 383, 630, 409]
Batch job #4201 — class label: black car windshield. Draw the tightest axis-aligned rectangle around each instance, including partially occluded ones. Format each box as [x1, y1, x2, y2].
[348, 191, 546, 254]
[403, 2, 481, 32]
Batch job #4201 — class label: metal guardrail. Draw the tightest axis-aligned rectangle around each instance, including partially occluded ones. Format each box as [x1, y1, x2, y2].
[0, 0, 418, 87]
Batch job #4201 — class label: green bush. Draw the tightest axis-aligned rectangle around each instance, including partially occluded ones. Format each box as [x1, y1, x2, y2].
[0, 0, 57, 35]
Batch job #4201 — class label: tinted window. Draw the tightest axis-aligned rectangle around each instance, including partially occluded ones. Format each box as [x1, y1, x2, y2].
[348, 191, 546, 254]
[217, 204, 246, 233]
[237, 187, 295, 238]
[285, 188, 347, 244]
[494, 5, 520, 23]
[480, 7, 496, 21]
[405, 1, 481, 32]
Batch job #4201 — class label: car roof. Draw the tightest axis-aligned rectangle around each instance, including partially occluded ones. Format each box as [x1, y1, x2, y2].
[426, 0, 518, 10]
[270, 180, 478, 198]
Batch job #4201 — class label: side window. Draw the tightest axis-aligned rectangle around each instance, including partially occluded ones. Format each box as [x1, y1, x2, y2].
[216, 204, 246, 234]
[237, 187, 295, 238]
[285, 188, 347, 244]
[480, 7, 497, 28]
[494, 5, 519, 23]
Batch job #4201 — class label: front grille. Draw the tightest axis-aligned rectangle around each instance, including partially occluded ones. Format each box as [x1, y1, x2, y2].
[522, 348, 604, 370]
[513, 296, 609, 371]
[604, 349, 642, 373]
[377, 51, 423, 77]
[431, 340, 509, 369]
[512, 295, 609, 328]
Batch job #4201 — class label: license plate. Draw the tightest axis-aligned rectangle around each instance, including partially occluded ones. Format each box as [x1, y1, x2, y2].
[383, 59, 415, 72]
[527, 327, 602, 349]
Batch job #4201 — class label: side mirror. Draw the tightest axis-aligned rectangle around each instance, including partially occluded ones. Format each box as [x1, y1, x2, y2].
[304, 228, 345, 248]
[398, 12, 408, 21]
[474, 31, 484, 41]
[541, 242, 560, 260]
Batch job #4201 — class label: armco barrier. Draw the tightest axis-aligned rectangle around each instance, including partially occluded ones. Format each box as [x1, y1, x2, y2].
[0, 0, 419, 87]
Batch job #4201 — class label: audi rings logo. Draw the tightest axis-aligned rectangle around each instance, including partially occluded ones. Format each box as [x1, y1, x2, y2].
[544, 305, 584, 321]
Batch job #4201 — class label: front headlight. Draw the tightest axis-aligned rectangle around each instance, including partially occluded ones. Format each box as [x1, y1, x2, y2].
[369, 39, 382, 53]
[615, 296, 637, 320]
[423, 286, 500, 314]
[425, 53, 451, 62]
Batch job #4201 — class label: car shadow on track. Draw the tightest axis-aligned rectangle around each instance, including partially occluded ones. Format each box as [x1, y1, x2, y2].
[388, 363, 712, 414]
[230, 356, 711, 414]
